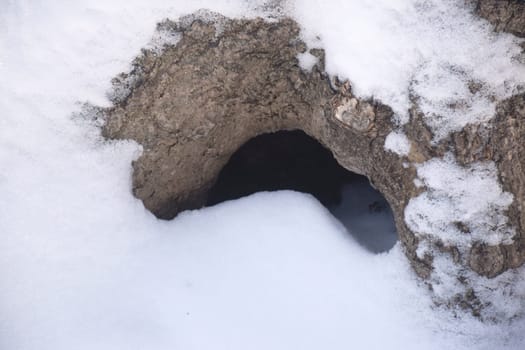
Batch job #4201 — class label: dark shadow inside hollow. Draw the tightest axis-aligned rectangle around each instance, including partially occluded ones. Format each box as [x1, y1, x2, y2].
[206, 130, 398, 253]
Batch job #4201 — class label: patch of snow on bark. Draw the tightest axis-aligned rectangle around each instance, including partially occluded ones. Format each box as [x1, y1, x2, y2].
[385, 131, 411, 156]
[426, 246, 525, 321]
[404, 154, 515, 246]
[146, 25, 182, 54]
[297, 51, 318, 71]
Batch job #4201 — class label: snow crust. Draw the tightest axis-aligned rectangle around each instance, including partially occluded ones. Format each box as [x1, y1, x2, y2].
[1, 1, 525, 349]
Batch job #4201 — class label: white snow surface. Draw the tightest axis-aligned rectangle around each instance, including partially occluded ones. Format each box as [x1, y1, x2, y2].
[1, 1, 525, 349]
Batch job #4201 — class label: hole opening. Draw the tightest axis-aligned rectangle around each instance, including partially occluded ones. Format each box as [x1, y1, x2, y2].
[206, 130, 397, 253]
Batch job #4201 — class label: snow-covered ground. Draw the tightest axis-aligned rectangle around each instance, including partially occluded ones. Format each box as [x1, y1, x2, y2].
[1, 1, 524, 349]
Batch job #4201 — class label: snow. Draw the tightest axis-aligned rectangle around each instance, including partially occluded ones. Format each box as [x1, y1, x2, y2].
[1, 1, 525, 349]
[145, 25, 181, 55]
[428, 245, 525, 321]
[405, 154, 515, 246]
[292, 0, 525, 139]
[297, 51, 318, 71]
[384, 131, 411, 156]
[404, 154, 524, 320]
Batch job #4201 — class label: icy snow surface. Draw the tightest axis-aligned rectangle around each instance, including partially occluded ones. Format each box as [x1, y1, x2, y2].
[1, 0, 525, 349]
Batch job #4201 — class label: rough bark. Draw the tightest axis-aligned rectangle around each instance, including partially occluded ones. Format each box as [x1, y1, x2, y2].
[102, 13, 525, 317]
[473, 0, 525, 37]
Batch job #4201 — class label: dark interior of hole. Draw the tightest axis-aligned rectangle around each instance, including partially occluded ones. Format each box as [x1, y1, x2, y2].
[206, 130, 397, 253]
